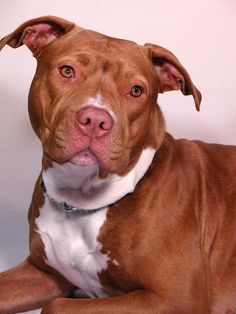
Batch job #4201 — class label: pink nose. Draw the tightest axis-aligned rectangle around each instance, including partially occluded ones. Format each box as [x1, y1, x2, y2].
[77, 107, 114, 138]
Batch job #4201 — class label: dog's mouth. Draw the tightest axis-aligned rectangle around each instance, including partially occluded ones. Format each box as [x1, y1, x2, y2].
[69, 148, 99, 166]
[44, 148, 99, 166]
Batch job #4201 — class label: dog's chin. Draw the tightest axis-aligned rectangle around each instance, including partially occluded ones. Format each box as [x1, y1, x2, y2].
[69, 148, 99, 166]
[44, 148, 99, 166]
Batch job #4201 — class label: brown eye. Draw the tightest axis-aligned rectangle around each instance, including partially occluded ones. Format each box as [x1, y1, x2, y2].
[59, 66, 75, 78]
[130, 85, 143, 97]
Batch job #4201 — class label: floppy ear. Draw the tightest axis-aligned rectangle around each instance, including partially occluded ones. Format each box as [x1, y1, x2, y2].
[0, 16, 76, 57]
[144, 43, 202, 111]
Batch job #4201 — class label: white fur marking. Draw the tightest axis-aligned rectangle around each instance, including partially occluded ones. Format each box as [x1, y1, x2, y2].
[42, 147, 156, 211]
[82, 93, 117, 121]
[36, 200, 109, 298]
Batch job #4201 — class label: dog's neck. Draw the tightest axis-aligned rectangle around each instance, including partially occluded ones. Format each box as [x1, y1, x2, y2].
[41, 148, 156, 212]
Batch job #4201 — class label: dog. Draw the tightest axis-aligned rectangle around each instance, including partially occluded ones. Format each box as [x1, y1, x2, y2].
[0, 16, 235, 314]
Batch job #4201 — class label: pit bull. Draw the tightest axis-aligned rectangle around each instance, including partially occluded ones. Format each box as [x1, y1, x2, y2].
[0, 16, 235, 314]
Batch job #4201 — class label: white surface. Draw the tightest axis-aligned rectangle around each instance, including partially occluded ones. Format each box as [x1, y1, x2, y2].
[0, 1, 236, 313]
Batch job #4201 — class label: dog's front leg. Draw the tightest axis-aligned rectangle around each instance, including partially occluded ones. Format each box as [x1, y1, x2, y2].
[0, 257, 73, 314]
[41, 291, 161, 314]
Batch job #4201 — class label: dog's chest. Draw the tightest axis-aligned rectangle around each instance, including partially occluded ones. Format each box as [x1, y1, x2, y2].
[35, 198, 109, 298]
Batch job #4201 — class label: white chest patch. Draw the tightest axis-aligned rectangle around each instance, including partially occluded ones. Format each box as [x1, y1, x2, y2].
[35, 200, 109, 298]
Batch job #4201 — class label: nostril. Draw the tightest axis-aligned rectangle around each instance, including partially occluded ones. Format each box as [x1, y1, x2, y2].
[84, 118, 91, 125]
[99, 121, 106, 130]
[77, 114, 91, 126]
[99, 119, 113, 130]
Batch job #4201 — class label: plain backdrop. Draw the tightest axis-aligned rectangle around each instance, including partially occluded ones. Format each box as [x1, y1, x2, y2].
[0, 1, 236, 313]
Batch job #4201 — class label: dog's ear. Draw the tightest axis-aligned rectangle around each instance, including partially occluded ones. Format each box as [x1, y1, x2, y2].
[144, 43, 201, 111]
[0, 16, 76, 57]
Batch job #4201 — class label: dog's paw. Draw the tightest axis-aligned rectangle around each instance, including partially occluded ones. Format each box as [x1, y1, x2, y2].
[41, 298, 65, 314]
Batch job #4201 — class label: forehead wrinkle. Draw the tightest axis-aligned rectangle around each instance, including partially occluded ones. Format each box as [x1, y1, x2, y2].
[75, 52, 92, 66]
[108, 57, 148, 86]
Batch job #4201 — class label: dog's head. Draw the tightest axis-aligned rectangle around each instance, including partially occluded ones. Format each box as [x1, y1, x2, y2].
[0, 16, 201, 176]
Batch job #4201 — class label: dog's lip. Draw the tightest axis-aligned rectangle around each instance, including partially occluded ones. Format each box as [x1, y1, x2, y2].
[43, 149, 99, 166]
[69, 148, 99, 166]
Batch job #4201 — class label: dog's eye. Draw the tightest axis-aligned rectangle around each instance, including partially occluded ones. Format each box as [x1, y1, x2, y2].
[130, 85, 143, 97]
[59, 66, 75, 78]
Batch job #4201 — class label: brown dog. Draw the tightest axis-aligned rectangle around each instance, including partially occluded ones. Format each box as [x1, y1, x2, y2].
[0, 16, 235, 314]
